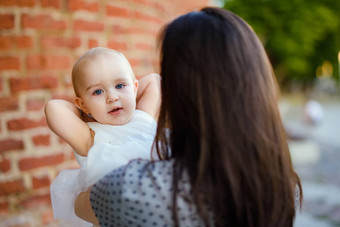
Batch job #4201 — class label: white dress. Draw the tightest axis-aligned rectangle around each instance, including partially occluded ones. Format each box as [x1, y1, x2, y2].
[50, 110, 157, 226]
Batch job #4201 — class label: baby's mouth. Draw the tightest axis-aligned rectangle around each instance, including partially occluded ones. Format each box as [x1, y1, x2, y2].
[109, 107, 122, 115]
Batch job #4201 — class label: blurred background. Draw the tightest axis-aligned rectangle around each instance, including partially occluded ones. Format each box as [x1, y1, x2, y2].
[0, 0, 339, 226]
[223, 1, 340, 226]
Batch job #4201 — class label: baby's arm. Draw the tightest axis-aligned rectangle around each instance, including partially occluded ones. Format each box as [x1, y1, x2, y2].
[136, 73, 161, 120]
[45, 99, 93, 156]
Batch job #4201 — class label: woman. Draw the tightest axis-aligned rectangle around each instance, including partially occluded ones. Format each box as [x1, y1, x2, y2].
[75, 7, 302, 227]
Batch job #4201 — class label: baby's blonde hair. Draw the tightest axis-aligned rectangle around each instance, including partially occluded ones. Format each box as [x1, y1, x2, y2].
[72, 47, 135, 96]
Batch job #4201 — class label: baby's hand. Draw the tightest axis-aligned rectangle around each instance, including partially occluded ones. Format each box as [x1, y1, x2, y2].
[45, 99, 93, 156]
[136, 73, 161, 120]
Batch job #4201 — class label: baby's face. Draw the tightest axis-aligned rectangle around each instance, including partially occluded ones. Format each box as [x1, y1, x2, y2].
[76, 54, 138, 125]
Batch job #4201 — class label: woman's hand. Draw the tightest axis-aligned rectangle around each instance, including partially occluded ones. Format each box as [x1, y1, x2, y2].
[74, 188, 100, 225]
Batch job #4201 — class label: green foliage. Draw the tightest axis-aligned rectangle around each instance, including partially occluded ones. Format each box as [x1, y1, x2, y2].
[224, 0, 340, 85]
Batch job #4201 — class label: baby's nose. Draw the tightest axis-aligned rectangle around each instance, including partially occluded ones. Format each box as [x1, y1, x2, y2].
[106, 90, 119, 103]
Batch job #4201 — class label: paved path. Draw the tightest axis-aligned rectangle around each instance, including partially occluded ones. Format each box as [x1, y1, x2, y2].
[280, 96, 340, 227]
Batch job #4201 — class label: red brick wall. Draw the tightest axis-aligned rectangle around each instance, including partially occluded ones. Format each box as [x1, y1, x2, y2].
[0, 0, 209, 226]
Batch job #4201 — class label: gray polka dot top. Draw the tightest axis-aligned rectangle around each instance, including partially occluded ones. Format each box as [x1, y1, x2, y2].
[90, 159, 206, 227]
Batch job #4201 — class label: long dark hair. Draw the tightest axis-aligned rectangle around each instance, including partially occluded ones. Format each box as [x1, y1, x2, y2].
[155, 7, 302, 227]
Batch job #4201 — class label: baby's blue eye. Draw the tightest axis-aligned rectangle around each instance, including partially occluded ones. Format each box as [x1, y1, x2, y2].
[93, 89, 103, 95]
[116, 84, 124, 89]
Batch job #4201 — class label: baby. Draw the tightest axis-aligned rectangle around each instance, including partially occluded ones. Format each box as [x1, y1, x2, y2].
[45, 47, 160, 226]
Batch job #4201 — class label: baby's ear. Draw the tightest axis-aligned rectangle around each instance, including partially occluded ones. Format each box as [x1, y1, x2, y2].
[75, 97, 89, 114]
[134, 80, 139, 96]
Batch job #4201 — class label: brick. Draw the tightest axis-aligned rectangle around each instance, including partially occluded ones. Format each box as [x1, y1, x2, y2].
[7, 117, 47, 131]
[0, 36, 12, 50]
[88, 39, 98, 48]
[0, 158, 11, 172]
[15, 35, 33, 49]
[0, 0, 36, 7]
[136, 42, 152, 50]
[0, 179, 25, 196]
[135, 11, 162, 24]
[18, 153, 64, 170]
[0, 97, 19, 112]
[0, 56, 20, 70]
[112, 25, 157, 36]
[128, 27, 158, 36]
[133, 0, 167, 12]
[133, 0, 150, 5]
[0, 200, 9, 213]
[10, 75, 59, 92]
[32, 175, 50, 189]
[26, 55, 71, 70]
[0, 14, 15, 29]
[0, 139, 24, 153]
[107, 40, 127, 51]
[42, 209, 54, 225]
[32, 134, 50, 146]
[41, 36, 81, 49]
[22, 14, 66, 30]
[26, 99, 45, 111]
[58, 137, 67, 144]
[106, 5, 130, 18]
[41, 0, 61, 8]
[73, 19, 104, 32]
[0, 35, 33, 50]
[20, 193, 51, 209]
[67, 0, 99, 12]
[154, 2, 167, 12]
[129, 58, 140, 67]
[51, 94, 74, 102]
[112, 25, 128, 34]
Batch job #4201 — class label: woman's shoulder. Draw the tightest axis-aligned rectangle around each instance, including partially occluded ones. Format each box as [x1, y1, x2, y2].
[91, 159, 176, 203]
[93, 159, 174, 185]
[104, 159, 174, 183]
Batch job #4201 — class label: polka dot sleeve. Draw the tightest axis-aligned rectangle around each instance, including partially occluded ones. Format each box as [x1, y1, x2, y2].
[90, 164, 126, 226]
[90, 159, 205, 227]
